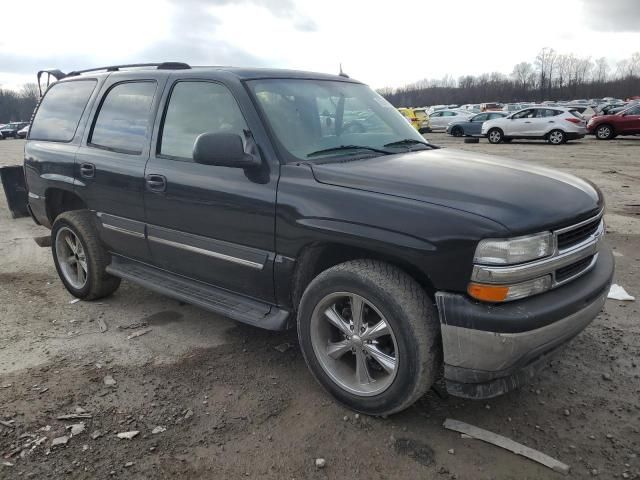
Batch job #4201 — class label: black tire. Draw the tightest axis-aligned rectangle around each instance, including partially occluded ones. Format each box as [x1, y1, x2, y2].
[487, 128, 503, 144]
[595, 124, 615, 140]
[547, 129, 566, 145]
[297, 260, 441, 416]
[51, 210, 121, 300]
[451, 126, 464, 137]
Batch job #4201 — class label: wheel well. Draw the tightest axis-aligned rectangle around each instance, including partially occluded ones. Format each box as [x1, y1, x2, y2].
[290, 243, 436, 310]
[45, 189, 87, 224]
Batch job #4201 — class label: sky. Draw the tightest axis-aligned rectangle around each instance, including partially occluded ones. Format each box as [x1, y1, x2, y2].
[1, 0, 639, 91]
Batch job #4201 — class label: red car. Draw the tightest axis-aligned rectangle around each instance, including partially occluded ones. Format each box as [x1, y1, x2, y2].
[588, 103, 640, 139]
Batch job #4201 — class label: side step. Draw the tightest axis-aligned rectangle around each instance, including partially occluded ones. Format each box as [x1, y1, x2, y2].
[106, 256, 290, 331]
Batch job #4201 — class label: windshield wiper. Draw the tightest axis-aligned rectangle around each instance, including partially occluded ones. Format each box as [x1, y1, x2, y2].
[383, 139, 435, 149]
[306, 145, 392, 158]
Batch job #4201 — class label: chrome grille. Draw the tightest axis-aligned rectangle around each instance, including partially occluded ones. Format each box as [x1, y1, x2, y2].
[557, 218, 601, 251]
[555, 255, 594, 283]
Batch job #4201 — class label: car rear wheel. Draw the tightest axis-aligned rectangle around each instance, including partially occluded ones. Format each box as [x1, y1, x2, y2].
[487, 128, 503, 144]
[52, 210, 121, 300]
[451, 126, 464, 137]
[595, 124, 615, 140]
[547, 129, 566, 145]
[297, 260, 441, 416]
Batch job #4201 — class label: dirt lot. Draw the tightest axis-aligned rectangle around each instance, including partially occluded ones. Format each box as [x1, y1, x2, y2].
[1, 134, 639, 479]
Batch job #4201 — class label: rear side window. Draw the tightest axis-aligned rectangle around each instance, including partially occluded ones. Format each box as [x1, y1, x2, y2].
[90, 81, 157, 155]
[29, 80, 96, 142]
[159, 81, 248, 160]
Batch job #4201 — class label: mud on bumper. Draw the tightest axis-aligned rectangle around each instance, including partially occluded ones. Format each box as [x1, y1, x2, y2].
[435, 245, 614, 399]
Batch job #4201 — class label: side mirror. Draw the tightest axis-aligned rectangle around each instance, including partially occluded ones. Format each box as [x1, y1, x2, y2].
[193, 133, 261, 168]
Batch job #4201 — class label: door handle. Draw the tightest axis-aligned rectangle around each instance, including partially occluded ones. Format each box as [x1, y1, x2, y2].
[548, 120, 555, 123]
[80, 162, 95, 178]
[146, 174, 166, 192]
[524, 121, 532, 123]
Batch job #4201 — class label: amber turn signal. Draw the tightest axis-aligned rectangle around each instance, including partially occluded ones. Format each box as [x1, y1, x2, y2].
[467, 283, 510, 302]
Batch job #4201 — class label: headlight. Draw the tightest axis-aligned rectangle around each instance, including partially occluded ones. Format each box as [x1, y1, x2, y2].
[473, 232, 553, 265]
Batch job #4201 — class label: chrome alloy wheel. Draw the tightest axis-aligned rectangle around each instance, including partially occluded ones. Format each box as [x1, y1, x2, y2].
[310, 292, 399, 396]
[549, 130, 564, 144]
[488, 130, 502, 143]
[597, 125, 611, 139]
[55, 226, 88, 290]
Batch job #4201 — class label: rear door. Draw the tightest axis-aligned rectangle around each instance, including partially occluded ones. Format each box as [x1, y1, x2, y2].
[143, 75, 278, 303]
[75, 72, 168, 261]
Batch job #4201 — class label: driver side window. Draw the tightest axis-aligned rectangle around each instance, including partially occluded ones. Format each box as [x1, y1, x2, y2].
[512, 109, 534, 119]
[159, 81, 248, 161]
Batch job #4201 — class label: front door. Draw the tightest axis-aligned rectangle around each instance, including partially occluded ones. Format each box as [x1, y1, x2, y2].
[143, 78, 278, 303]
[508, 108, 536, 136]
[75, 73, 168, 262]
[618, 105, 640, 134]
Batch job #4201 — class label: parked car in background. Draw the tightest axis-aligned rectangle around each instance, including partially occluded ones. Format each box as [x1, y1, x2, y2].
[398, 107, 431, 133]
[566, 105, 596, 122]
[502, 103, 523, 112]
[17, 125, 30, 139]
[587, 103, 640, 139]
[482, 107, 586, 145]
[446, 111, 508, 137]
[0, 130, 4, 140]
[480, 102, 502, 112]
[426, 105, 447, 115]
[428, 109, 472, 130]
[0, 122, 29, 138]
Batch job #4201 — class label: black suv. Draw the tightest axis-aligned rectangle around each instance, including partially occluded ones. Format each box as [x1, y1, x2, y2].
[24, 63, 614, 415]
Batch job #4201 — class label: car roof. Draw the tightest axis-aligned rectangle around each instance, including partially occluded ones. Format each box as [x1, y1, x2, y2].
[58, 65, 362, 84]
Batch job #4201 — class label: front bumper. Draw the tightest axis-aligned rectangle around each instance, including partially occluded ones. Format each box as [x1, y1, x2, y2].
[435, 244, 614, 399]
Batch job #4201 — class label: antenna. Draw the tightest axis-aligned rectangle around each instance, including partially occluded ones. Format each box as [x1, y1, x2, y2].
[339, 63, 349, 78]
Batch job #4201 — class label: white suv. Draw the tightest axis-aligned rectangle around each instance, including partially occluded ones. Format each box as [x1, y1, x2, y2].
[481, 107, 587, 145]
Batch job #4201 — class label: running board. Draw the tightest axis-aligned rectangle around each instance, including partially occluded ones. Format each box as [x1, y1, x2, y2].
[106, 256, 290, 331]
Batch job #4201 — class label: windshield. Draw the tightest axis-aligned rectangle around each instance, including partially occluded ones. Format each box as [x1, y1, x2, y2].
[247, 79, 426, 161]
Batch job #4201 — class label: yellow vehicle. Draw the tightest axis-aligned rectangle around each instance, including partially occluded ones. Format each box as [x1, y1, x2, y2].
[398, 107, 432, 133]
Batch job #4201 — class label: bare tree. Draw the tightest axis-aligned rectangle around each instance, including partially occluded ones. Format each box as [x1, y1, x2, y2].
[594, 57, 609, 83]
[511, 62, 533, 89]
[535, 47, 557, 99]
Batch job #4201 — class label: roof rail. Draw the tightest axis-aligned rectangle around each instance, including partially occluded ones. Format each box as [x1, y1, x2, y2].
[66, 62, 191, 77]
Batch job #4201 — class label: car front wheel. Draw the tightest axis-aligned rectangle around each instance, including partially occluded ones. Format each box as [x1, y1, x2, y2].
[297, 260, 441, 416]
[487, 128, 503, 144]
[595, 124, 615, 140]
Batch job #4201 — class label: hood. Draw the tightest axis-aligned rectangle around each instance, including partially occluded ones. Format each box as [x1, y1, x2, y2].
[310, 148, 602, 235]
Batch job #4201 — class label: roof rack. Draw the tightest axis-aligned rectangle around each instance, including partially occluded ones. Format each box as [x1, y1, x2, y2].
[65, 62, 191, 77]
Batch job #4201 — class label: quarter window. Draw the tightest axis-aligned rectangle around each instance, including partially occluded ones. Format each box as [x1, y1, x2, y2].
[29, 80, 96, 142]
[160, 81, 248, 160]
[90, 82, 156, 155]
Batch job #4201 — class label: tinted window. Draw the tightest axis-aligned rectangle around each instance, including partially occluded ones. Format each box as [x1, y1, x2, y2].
[90, 82, 156, 154]
[487, 113, 503, 119]
[472, 113, 488, 122]
[430, 112, 442, 117]
[512, 109, 535, 119]
[29, 80, 96, 142]
[625, 105, 640, 115]
[160, 82, 248, 160]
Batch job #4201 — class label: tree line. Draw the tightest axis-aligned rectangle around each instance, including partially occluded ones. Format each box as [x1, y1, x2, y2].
[0, 83, 40, 123]
[380, 48, 640, 107]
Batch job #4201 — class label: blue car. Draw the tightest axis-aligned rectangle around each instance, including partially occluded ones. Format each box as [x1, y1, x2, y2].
[446, 111, 508, 137]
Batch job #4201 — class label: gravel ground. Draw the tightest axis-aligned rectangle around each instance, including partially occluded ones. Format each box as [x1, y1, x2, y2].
[0, 134, 639, 479]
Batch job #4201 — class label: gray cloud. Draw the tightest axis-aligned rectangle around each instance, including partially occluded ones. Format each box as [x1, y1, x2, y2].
[581, 0, 640, 32]
[170, 0, 317, 31]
